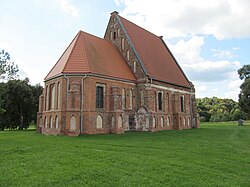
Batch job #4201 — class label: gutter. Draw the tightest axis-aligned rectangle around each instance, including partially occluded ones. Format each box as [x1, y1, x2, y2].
[80, 75, 87, 133]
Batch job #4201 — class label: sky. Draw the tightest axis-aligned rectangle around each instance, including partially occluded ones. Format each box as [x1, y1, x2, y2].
[0, 0, 249, 101]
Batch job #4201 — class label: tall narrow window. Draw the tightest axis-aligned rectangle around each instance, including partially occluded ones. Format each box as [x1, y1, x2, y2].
[57, 82, 61, 109]
[96, 86, 104, 108]
[70, 116, 76, 130]
[117, 28, 120, 37]
[133, 61, 137, 73]
[96, 115, 103, 129]
[158, 92, 163, 110]
[126, 50, 130, 61]
[45, 86, 49, 111]
[180, 96, 184, 112]
[121, 38, 125, 50]
[55, 116, 59, 129]
[129, 89, 133, 109]
[49, 84, 55, 110]
[114, 32, 116, 40]
[110, 31, 113, 40]
[122, 88, 125, 110]
[50, 116, 53, 128]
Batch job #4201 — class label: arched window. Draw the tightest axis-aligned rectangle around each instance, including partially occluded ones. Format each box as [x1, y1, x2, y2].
[158, 92, 163, 111]
[50, 116, 53, 128]
[57, 82, 61, 109]
[126, 50, 130, 61]
[152, 116, 156, 128]
[167, 116, 170, 127]
[180, 117, 182, 127]
[110, 31, 113, 40]
[39, 117, 43, 127]
[45, 86, 49, 111]
[96, 115, 103, 129]
[188, 117, 190, 126]
[117, 28, 120, 37]
[111, 116, 115, 128]
[180, 95, 185, 112]
[50, 84, 55, 110]
[133, 61, 136, 73]
[121, 38, 125, 50]
[55, 116, 59, 129]
[70, 115, 76, 130]
[146, 117, 149, 128]
[161, 117, 164, 127]
[183, 118, 186, 127]
[122, 89, 125, 110]
[114, 32, 116, 40]
[129, 89, 133, 109]
[118, 115, 122, 128]
[44, 117, 47, 128]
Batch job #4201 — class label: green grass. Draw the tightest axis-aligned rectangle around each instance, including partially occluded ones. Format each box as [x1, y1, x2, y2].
[1, 122, 250, 187]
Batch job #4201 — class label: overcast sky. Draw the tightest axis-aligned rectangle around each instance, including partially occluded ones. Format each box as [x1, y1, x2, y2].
[1, 0, 249, 101]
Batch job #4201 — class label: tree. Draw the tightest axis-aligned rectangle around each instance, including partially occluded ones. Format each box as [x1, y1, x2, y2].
[0, 50, 19, 80]
[1, 79, 33, 130]
[238, 65, 250, 117]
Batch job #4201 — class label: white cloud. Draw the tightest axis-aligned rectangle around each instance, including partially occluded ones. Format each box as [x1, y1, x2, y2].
[56, 0, 78, 17]
[118, 0, 250, 39]
[211, 49, 235, 59]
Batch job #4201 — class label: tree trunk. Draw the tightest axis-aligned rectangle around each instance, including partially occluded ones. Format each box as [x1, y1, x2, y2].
[19, 115, 24, 130]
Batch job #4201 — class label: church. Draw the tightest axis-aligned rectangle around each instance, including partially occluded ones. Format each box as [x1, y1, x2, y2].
[37, 11, 200, 136]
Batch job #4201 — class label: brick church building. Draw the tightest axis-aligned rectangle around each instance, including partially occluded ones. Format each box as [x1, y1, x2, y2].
[37, 11, 200, 136]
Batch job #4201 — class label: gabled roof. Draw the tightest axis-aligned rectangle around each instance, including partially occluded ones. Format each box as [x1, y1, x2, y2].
[117, 15, 191, 88]
[46, 31, 136, 81]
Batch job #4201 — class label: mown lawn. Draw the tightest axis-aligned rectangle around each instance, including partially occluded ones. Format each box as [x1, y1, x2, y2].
[0, 122, 250, 187]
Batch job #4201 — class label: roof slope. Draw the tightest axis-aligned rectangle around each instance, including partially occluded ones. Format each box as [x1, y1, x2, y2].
[46, 31, 136, 81]
[118, 16, 191, 88]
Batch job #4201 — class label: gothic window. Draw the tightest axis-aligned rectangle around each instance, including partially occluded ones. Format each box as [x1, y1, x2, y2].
[180, 95, 185, 112]
[188, 117, 190, 126]
[96, 115, 103, 129]
[167, 116, 170, 127]
[44, 116, 47, 128]
[122, 88, 125, 110]
[110, 31, 113, 40]
[49, 84, 55, 110]
[129, 89, 133, 109]
[96, 86, 104, 108]
[70, 115, 76, 130]
[118, 115, 122, 128]
[57, 82, 61, 109]
[158, 92, 163, 111]
[146, 117, 149, 128]
[126, 50, 130, 61]
[121, 37, 125, 50]
[133, 61, 136, 73]
[114, 32, 116, 40]
[152, 116, 156, 128]
[50, 116, 53, 128]
[45, 86, 49, 111]
[117, 28, 120, 37]
[161, 117, 164, 127]
[55, 116, 59, 129]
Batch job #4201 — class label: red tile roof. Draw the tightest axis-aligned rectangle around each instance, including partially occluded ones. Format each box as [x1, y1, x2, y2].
[118, 16, 191, 88]
[46, 31, 136, 81]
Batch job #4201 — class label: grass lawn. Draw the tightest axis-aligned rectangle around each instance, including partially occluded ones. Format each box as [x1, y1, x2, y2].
[1, 122, 250, 187]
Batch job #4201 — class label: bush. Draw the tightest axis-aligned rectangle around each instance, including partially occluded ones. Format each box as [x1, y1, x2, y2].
[200, 116, 206, 122]
[210, 113, 232, 122]
[232, 109, 248, 121]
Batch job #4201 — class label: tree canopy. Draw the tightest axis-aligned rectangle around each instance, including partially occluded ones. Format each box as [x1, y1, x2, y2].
[0, 79, 43, 130]
[0, 50, 19, 80]
[238, 65, 250, 117]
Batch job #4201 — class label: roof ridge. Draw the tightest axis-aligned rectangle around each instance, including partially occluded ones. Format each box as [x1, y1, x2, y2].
[45, 32, 79, 79]
[62, 31, 82, 72]
[118, 15, 161, 39]
[79, 31, 91, 73]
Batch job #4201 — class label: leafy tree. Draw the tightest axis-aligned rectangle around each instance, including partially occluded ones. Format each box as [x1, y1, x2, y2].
[238, 65, 250, 117]
[0, 50, 19, 80]
[31, 83, 43, 124]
